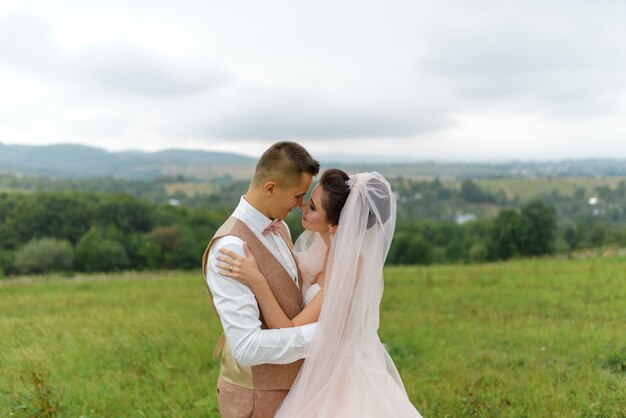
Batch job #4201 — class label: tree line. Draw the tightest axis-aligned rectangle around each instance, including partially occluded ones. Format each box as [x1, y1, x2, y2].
[0, 191, 225, 276]
[1, 189, 624, 277]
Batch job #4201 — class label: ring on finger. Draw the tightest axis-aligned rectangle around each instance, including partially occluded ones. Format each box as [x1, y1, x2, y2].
[229, 266, 233, 273]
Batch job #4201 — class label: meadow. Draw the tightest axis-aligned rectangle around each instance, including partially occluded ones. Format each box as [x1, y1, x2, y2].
[475, 177, 626, 201]
[0, 258, 624, 417]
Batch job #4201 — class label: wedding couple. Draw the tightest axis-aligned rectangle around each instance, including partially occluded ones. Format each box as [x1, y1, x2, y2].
[202, 141, 422, 417]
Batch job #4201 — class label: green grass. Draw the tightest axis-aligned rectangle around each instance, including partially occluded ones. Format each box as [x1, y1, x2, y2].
[1, 260, 625, 417]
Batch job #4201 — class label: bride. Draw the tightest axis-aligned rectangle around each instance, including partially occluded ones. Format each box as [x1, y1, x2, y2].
[216, 169, 422, 417]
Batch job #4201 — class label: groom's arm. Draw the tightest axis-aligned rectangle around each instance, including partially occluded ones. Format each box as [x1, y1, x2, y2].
[205, 236, 317, 367]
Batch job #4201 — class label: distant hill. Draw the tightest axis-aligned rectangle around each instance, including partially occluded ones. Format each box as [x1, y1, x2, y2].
[0, 143, 256, 180]
[2, 143, 626, 180]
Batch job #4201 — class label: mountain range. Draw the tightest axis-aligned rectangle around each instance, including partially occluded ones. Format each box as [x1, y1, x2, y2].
[2, 143, 626, 180]
[0, 143, 256, 180]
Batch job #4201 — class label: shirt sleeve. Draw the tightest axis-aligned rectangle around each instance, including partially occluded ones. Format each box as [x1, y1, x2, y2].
[206, 235, 318, 366]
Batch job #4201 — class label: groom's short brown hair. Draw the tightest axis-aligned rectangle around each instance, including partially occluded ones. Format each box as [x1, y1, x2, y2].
[253, 141, 320, 188]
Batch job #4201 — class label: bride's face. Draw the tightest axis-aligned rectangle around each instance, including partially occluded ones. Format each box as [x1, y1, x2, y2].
[301, 185, 333, 233]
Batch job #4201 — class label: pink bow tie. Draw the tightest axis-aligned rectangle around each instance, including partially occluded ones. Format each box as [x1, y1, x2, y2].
[263, 219, 282, 236]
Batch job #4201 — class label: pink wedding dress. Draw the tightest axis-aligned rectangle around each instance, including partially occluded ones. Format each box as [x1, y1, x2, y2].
[278, 172, 422, 418]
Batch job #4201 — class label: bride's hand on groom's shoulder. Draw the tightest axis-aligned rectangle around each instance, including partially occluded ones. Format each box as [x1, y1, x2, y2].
[217, 243, 266, 290]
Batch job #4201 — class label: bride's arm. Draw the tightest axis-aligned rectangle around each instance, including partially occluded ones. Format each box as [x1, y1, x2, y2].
[253, 283, 323, 328]
[217, 245, 322, 328]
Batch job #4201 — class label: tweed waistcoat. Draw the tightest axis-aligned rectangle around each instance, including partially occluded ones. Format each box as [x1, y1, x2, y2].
[202, 217, 304, 390]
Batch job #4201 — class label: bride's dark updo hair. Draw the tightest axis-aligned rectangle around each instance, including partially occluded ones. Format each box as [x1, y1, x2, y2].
[321, 169, 393, 229]
[319, 168, 351, 226]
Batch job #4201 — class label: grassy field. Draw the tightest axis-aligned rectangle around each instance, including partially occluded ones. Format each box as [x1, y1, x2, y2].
[161, 176, 626, 200]
[1, 259, 625, 417]
[163, 183, 220, 198]
[475, 177, 626, 201]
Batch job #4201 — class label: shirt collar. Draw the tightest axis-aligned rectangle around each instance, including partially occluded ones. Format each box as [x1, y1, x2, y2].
[236, 196, 278, 233]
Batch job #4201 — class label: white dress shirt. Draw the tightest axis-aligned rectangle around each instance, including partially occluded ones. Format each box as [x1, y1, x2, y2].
[205, 196, 317, 367]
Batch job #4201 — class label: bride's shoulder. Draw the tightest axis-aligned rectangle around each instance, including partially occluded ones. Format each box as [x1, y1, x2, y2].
[314, 269, 326, 286]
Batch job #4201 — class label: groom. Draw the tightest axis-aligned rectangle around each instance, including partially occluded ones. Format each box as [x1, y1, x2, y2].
[202, 141, 320, 417]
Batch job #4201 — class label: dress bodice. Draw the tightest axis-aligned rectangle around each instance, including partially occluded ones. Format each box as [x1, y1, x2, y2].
[303, 283, 322, 307]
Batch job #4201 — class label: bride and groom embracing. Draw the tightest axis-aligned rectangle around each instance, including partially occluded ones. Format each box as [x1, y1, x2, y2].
[202, 141, 422, 417]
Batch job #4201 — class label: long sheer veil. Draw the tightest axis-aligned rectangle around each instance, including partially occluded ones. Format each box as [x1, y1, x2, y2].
[278, 172, 421, 417]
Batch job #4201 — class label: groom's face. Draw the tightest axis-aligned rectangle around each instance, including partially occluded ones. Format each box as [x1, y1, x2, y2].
[268, 172, 313, 220]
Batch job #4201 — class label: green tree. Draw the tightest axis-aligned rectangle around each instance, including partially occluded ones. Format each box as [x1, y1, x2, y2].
[460, 179, 491, 203]
[95, 194, 153, 232]
[0, 249, 15, 277]
[149, 225, 204, 269]
[125, 233, 161, 270]
[163, 226, 204, 269]
[390, 233, 433, 265]
[468, 241, 488, 262]
[519, 200, 557, 256]
[563, 224, 578, 258]
[489, 209, 524, 260]
[150, 226, 183, 254]
[0, 195, 45, 249]
[31, 192, 94, 244]
[445, 237, 465, 262]
[589, 224, 608, 247]
[74, 228, 129, 272]
[13, 238, 73, 275]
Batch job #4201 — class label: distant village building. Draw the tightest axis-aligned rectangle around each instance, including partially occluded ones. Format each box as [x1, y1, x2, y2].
[168, 199, 181, 207]
[455, 212, 477, 225]
[588, 196, 605, 216]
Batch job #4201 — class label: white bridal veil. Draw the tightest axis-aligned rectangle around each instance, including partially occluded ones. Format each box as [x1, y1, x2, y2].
[279, 172, 422, 417]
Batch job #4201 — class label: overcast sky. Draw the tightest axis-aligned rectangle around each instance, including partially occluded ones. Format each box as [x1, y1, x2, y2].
[1, 0, 625, 161]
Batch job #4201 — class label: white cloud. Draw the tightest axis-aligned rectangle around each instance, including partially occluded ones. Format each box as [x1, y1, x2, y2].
[202, 88, 448, 140]
[415, 1, 626, 118]
[0, 11, 230, 98]
[73, 43, 230, 97]
[1, 0, 626, 160]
